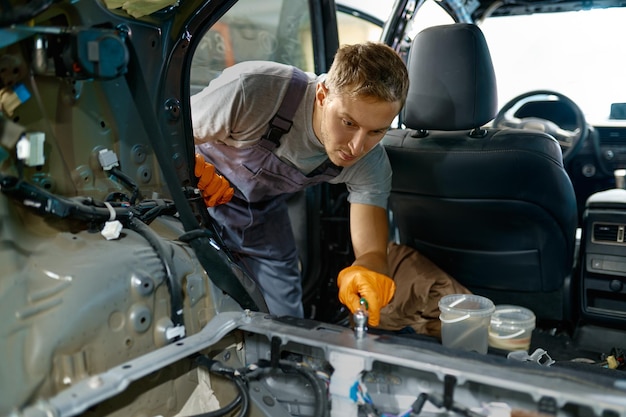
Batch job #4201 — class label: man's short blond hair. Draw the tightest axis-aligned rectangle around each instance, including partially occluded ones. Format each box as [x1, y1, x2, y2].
[324, 42, 409, 106]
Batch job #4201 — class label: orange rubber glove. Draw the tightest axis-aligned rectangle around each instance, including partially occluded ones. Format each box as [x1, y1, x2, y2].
[194, 154, 234, 207]
[337, 265, 396, 327]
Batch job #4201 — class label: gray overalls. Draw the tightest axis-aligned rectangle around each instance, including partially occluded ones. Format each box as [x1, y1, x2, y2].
[196, 67, 342, 317]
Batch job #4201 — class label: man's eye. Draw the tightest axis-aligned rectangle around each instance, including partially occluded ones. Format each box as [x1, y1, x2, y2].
[342, 119, 354, 127]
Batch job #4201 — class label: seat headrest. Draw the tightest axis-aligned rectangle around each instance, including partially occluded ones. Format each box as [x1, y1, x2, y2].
[403, 23, 498, 131]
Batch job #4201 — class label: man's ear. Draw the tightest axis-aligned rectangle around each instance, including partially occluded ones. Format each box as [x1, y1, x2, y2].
[315, 82, 329, 107]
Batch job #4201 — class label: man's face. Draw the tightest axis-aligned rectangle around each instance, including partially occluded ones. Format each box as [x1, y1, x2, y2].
[314, 82, 402, 168]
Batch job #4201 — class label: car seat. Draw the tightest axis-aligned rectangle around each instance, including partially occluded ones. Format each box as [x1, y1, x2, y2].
[382, 23, 579, 323]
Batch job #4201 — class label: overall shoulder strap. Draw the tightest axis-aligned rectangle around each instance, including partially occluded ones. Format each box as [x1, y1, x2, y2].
[263, 66, 309, 147]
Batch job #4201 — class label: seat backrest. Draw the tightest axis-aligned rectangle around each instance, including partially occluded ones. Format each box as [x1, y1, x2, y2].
[383, 23, 578, 322]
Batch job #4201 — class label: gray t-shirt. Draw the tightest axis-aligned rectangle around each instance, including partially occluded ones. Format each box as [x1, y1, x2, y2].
[191, 61, 391, 209]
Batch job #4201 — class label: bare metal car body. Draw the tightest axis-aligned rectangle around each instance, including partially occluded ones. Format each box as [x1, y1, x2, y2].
[1, 0, 625, 416]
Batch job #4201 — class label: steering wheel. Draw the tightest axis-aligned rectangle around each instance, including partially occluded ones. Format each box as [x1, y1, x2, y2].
[493, 90, 588, 163]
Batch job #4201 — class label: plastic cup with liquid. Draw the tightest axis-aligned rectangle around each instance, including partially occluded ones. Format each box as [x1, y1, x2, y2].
[488, 305, 536, 351]
[439, 294, 495, 354]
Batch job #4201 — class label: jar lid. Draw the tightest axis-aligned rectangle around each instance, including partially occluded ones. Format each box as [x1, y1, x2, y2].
[490, 305, 536, 328]
[439, 294, 495, 317]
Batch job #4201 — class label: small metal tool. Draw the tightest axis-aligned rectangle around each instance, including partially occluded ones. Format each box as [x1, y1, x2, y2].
[353, 298, 369, 339]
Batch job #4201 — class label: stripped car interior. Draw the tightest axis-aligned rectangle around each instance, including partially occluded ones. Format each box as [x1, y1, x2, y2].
[1, 0, 626, 417]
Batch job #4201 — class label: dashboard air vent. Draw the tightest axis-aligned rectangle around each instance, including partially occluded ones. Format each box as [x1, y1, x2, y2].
[596, 127, 626, 145]
[593, 223, 625, 243]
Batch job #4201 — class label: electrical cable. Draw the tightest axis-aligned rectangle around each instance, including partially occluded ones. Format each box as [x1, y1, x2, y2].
[105, 191, 131, 203]
[127, 216, 185, 329]
[138, 203, 177, 224]
[192, 356, 250, 417]
[282, 360, 329, 417]
[109, 165, 141, 205]
[242, 358, 329, 417]
[132, 199, 178, 224]
[191, 376, 248, 417]
[0, 174, 133, 223]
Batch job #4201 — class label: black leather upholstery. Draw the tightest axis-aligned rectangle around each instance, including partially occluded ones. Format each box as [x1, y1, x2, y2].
[403, 23, 498, 131]
[383, 23, 578, 321]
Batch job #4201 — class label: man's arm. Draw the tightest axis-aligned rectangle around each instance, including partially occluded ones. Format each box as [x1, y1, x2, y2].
[336, 202, 395, 326]
[350, 203, 389, 275]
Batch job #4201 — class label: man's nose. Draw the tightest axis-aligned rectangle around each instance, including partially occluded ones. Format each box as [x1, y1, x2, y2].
[348, 131, 367, 155]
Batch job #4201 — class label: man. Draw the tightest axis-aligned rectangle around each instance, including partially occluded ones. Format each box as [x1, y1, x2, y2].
[191, 42, 409, 326]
